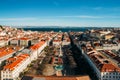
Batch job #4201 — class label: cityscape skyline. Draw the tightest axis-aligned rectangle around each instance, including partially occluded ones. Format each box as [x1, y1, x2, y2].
[0, 0, 120, 27]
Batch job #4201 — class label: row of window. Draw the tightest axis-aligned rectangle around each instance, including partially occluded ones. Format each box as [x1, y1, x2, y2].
[103, 79, 120, 80]
[3, 79, 13, 80]
[103, 79, 109, 80]
[2, 72, 11, 73]
[102, 72, 120, 75]
[3, 75, 11, 77]
[102, 75, 120, 78]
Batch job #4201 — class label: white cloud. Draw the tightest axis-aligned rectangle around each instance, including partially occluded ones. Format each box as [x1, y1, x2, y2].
[59, 15, 104, 18]
[92, 7, 120, 11]
[0, 16, 120, 27]
[0, 18, 37, 21]
[57, 15, 120, 19]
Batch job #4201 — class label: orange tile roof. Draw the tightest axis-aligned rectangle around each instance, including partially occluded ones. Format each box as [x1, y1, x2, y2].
[20, 37, 29, 40]
[0, 48, 15, 58]
[100, 64, 120, 72]
[22, 76, 90, 80]
[30, 41, 45, 50]
[7, 58, 16, 62]
[12, 38, 19, 40]
[87, 49, 120, 72]
[3, 54, 29, 71]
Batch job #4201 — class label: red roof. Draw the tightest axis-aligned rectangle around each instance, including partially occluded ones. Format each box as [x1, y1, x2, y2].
[100, 64, 120, 72]
[23, 76, 90, 80]
[0, 47, 15, 58]
[88, 50, 120, 72]
[3, 54, 29, 71]
[20, 37, 29, 40]
[30, 41, 45, 50]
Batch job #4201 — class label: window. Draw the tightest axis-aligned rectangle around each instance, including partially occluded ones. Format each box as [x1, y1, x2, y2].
[103, 79, 107, 80]
[113, 73, 115, 75]
[106, 73, 108, 75]
[55, 59, 58, 61]
[6, 75, 8, 77]
[106, 76, 108, 78]
[9, 75, 11, 77]
[113, 76, 115, 78]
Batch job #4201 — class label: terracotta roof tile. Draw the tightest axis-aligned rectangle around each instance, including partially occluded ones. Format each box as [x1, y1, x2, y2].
[20, 37, 29, 40]
[22, 76, 90, 80]
[30, 41, 45, 50]
[0, 48, 15, 58]
[3, 54, 29, 71]
[100, 64, 120, 72]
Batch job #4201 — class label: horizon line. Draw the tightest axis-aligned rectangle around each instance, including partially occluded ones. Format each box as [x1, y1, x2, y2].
[1, 25, 120, 28]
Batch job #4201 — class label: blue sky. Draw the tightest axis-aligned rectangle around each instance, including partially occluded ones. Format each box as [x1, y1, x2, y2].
[0, 0, 120, 27]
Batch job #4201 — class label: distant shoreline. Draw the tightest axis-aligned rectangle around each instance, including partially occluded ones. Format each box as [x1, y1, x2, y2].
[11, 26, 120, 28]
[22, 27, 101, 32]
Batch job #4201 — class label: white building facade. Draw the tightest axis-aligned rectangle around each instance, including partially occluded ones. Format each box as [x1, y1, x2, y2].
[1, 54, 31, 80]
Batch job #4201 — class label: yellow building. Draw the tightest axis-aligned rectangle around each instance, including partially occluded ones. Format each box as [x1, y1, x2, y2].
[105, 34, 114, 40]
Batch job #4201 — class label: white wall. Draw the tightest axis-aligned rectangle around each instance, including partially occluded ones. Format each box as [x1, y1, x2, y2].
[1, 56, 30, 80]
[101, 72, 120, 80]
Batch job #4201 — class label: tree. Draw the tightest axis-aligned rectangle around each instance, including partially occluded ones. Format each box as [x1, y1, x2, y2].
[19, 72, 24, 78]
[0, 61, 6, 70]
[0, 25, 4, 30]
[44, 46, 49, 52]
[0, 25, 2, 27]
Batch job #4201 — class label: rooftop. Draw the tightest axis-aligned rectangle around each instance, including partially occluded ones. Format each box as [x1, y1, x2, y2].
[22, 75, 90, 80]
[3, 54, 29, 71]
[20, 37, 30, 40]
[30, 41, 45, 50]
[87, 48, 120, 72]
[0, 46, 21, 58]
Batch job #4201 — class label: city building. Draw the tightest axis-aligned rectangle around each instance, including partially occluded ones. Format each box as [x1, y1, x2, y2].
[80, 42, 120, 80]
[30, 41, 47, 60]
[0, 46, 22, 65]
[22, 75, 90, 80]
[1, 54, 30, 80]
[20, 37, 31, 46]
